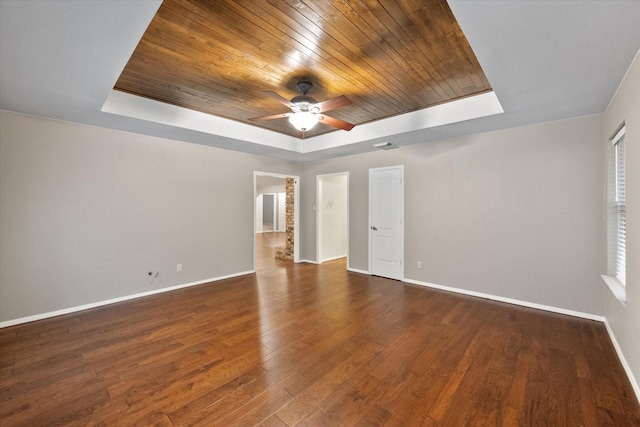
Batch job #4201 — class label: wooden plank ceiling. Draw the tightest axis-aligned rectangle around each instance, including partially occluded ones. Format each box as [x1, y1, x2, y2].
[115, 0, 492, 138]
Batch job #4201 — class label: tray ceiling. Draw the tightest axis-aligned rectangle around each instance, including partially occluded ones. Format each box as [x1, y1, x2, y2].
[4, 1, 639, 162]
[114, 0, 492, 138]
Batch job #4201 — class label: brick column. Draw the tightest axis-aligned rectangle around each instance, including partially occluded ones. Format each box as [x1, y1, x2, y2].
[275, 178, 294, 260]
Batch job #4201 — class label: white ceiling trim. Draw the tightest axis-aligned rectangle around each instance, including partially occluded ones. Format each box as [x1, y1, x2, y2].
[102, 90, 302, 153]
[302, 91, 503, 153]
[103, 90, 503, 154]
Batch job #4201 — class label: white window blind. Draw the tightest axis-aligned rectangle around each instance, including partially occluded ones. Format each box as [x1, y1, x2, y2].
[613, 127, 626, 285]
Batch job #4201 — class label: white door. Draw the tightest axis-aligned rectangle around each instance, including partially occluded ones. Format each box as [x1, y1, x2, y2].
[369, 166, 404, 280]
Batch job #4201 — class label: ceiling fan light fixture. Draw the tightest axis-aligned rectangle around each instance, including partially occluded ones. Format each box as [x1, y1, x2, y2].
[248, 82, 354, 134]
[289, 111, 319, 131]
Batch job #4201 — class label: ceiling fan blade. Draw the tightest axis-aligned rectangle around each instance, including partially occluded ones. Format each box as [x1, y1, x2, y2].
[248, 112, 293, 121]
[263, 91, 295, 108]
[314, 95, 352, 113]
[318, 115, 355, 131]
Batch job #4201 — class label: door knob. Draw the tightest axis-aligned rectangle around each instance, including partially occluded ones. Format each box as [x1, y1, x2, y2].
[371, 226, 377, 231]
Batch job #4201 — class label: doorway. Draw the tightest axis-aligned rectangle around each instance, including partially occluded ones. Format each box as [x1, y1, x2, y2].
[316, 172, 349, 265]
[369, 165, 404, 280]
[254, 172, 300, 271]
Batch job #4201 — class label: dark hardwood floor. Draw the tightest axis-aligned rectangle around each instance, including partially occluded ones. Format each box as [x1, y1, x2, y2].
[1, 232, 639, 426]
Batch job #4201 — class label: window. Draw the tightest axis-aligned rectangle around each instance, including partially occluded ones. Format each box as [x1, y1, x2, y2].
[602, 125, 626, 302]
[614, 130, 626, 283]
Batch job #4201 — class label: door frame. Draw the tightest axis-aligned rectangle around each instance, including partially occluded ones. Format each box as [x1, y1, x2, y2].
[253, 171, 300, 271]
[368, 165, 404, 280]
[316, 172, 349, 266]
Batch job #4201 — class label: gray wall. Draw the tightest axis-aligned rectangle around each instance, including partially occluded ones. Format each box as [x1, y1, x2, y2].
[0, 108, 609, 321]
[301, 115, 606, 316]
[603, 52, 640, 391]
[301, 156, 395, 270]
[0, 111, 297, 321]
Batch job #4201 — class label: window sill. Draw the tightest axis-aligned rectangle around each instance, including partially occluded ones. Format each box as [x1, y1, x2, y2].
[601, 274, 627, 304]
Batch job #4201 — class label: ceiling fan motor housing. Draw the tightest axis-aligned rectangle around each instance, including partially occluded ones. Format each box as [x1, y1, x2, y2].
[291, 81, 318, 112]
[296, 81, 313, 95]
[290, 95, 319, 112]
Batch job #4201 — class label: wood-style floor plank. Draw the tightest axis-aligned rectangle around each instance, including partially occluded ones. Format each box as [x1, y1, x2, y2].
[1, 232, 639, 426]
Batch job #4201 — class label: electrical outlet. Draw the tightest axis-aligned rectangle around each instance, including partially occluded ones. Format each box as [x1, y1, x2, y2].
[177, 264, 182, 272]
[417, 261, 422, 269]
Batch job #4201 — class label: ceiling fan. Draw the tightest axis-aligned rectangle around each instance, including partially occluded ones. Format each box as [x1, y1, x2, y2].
[248, 81, 355, 133]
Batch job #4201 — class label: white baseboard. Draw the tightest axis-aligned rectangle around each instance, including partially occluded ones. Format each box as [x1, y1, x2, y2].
[347, 267, 370, 275]
[0, 270, 255, 328]
[403, 278, 605, 322]
[404, 278, 639, 404]
[3, 268, 637, 405]
[604, 319, 640, 404]
[319, 255, 347, 263]
[299, 259, 319, 264]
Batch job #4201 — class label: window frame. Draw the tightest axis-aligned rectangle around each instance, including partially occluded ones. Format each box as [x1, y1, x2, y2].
[602, 125, 626, 303]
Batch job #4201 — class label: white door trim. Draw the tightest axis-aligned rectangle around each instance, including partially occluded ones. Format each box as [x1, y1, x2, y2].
[368, 165, 404, 280]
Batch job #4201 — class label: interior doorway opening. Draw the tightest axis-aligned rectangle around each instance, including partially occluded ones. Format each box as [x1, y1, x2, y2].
[316, 172, 349, 267]
[254, 172, 300, 271]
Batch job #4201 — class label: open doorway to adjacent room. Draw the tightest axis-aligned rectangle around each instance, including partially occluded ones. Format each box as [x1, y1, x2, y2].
[254, 172, 300, 272]
[316, 172, 349, 268]
[258, 193, 277, 232]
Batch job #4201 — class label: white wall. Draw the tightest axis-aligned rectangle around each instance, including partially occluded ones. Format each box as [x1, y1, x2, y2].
[603, 51, 640, 396]
[301, 114, 605, 316]
[318, 174, 347, 262]
[256, 184, 285, 194]
[0, 111, 297, 322]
